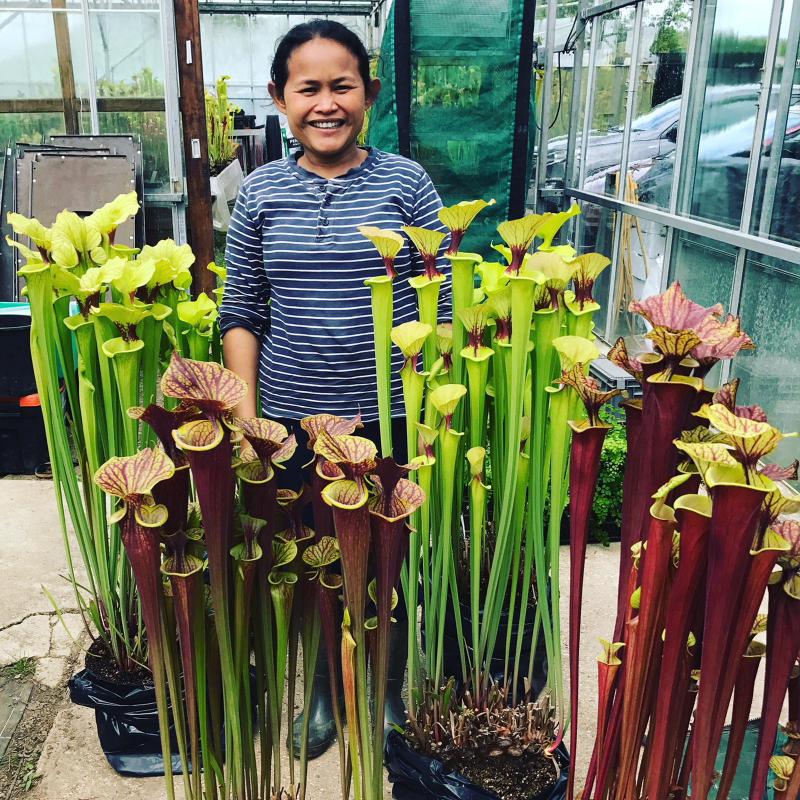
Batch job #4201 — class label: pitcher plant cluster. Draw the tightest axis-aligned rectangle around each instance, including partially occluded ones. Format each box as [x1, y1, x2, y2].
[90, 350, 423, 800]
[362, 200, 613, 760]
[14, 188, 797, 800]
[206, 74, 241, 173]
[571, 282, 800, 800]
[7, 193, 224, 672]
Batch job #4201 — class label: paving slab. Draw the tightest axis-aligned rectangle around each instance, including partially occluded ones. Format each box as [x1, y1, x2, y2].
[29, 698, 381, 800]
[33, 658, 66, 691]
[48, 613, 83, 658]
[0, 478, 86, 628]
[0, 616, 52, 667]
[0, 680, 33, 762]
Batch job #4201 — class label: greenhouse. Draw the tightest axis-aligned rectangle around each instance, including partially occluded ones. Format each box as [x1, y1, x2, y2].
[0, 0, 798, 799]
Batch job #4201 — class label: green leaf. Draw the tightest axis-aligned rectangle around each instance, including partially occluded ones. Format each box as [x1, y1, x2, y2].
[429, 383, 467, 418]
[178, 292, 218, 327]
[108, 256, 155, 298]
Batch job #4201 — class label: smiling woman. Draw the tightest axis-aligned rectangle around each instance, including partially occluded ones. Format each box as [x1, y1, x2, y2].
[221, 21, 449, 427]
[218, 19, 450, 758]
[269, 35, 380, 174]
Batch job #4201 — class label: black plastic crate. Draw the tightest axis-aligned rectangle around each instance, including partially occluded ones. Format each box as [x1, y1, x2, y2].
[0, 400, 49, 475]
[0, 311, 37, 397]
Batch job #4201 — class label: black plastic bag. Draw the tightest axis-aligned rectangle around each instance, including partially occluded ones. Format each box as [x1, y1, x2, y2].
[385, 729, 568, 800]
[69, 668, 183, 777]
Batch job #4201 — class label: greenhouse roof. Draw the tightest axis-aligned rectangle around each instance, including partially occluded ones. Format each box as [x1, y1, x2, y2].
[0, 0, 381, 13]
[198, 0, 382, 15]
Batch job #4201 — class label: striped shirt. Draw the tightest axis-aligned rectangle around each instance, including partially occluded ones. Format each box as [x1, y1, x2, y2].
[219, 146, 450, 421]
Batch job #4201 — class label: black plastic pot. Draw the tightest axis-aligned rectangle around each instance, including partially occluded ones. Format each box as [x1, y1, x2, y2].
[70, 663, 259, 777]
[69, 668, 183, 777]
[385, 729, 569, 800]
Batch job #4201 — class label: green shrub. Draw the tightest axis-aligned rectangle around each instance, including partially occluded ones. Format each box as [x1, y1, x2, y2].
[546, 403, 627, 547]
[589, 404, 627, 545]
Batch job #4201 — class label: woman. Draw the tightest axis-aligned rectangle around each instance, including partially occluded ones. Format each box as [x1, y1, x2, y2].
[219, 19, 448, 757]
[221, 20, 448, 456]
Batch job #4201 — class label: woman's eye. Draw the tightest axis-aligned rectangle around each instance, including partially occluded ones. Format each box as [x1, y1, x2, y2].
[335, 85, 353, 93]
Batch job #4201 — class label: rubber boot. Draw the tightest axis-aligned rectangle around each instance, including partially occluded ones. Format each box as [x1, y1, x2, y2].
[290, 647, 342, 759]
[384, 620, 408, 732]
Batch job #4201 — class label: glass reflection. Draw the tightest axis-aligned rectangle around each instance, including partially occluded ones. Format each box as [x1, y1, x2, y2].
[577, 201, 616, 338]
[751, 0, 800, 247]
[582, 7, 636, 198]
[669, 231, 736, 310]
[731, 252, 800, 465]
[605, 214, 668, 342]
[682, 0, 770, 228]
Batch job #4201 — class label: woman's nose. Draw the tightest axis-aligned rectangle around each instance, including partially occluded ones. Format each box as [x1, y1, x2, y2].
[314, 90, 339, 112]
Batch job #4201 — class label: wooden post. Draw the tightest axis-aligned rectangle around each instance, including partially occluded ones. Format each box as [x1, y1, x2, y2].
[52, 0, 79, 134]
[172, 0, 215, 296]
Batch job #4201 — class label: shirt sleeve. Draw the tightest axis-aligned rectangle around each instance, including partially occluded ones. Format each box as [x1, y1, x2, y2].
[219, 178, 270, 339]
[410, 166, 453, 323]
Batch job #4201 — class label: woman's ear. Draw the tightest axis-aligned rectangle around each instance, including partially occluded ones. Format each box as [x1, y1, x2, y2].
[366, 77, 382, 108]
[268, 81, 287, 114]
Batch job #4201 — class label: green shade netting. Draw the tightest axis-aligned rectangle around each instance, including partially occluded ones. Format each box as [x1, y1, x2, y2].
[368, 0, 536, 256]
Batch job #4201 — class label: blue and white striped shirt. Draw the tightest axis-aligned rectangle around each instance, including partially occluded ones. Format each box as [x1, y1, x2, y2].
[219, 146, 450, 421]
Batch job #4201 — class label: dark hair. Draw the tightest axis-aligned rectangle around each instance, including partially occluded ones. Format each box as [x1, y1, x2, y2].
[270, 19, 372, 99]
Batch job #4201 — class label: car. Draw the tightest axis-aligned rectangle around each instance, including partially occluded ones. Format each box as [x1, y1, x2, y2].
[636, 103, 800, 238]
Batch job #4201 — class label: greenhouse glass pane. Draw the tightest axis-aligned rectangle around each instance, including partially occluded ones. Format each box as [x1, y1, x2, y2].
[0, 112, 66, 194]
[534, 0, 581, 143]
[666, 231, 736, 387]
[749, 0, 800, 248]
[577, 201, 616, 339]
[606, 214, 669, 342]
[0, 10, 89, 103]
[0, 112, 65, 144]
[543, 4, 588, 191]
[581, 6, 635, 199]
[669, 231, 736, 310]
[730, 252, 800, 466]
[87, 0, 159, 9]
[90, 11, 164, 96]
[0, 0, 80, 9]
[683, 0, 769, 229]
[0, 11, 61, 99]
[98, 110, 168, 188]
[631, 0, 693, 212]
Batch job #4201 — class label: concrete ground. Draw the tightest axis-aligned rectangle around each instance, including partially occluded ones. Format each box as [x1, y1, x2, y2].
[0, 477, 772, 799]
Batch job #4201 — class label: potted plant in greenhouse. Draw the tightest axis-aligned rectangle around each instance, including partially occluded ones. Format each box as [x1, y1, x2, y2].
[567, 283, 800, 800]
[355, 202, 602, 800]
[6, 195, 228, 774]
[89, 352, 340, 800]
[206, 74, 243, 232]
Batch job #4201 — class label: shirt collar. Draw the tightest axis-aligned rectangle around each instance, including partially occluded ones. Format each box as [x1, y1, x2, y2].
[287, 146, 379, 188]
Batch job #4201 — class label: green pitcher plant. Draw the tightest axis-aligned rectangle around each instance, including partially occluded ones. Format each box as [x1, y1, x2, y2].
[6, 194, 219, 672]
[369, 202, 619, 751]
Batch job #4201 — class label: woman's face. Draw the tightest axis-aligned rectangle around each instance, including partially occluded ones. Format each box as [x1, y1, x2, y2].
[270, 37, 379, 165]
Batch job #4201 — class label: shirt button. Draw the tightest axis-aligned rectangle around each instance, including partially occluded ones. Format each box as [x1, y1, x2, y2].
[321, 217, 328, 225]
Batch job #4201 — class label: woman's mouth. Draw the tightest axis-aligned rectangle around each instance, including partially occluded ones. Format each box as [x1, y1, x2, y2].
[308, 120, 346, 129]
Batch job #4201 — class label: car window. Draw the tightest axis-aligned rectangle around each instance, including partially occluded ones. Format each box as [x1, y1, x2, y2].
[702, 97, 759, 133]
[697, 108, 800, 160]
[631, 99, 682, 132]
